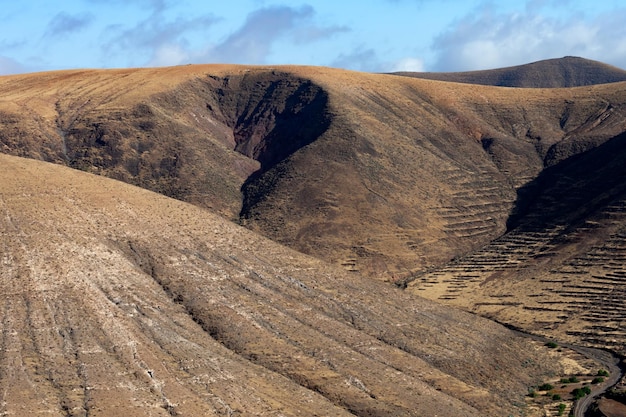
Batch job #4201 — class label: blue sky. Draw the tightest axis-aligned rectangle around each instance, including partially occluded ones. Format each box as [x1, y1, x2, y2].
[1, 0, 626, 75]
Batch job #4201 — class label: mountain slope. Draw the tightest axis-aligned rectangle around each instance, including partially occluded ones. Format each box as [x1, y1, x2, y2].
[391, 56, 626, 88]
[0, 153, 564, 416]
[2, 64, 626, 281]
[405, 131, 626, 355]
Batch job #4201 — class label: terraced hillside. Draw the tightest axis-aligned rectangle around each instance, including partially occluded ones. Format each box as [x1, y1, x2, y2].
[0, 153, 568, 416]
[405, 132, 626, 356]
[2, 62, 626, 280]
[3, 59, 626, 414]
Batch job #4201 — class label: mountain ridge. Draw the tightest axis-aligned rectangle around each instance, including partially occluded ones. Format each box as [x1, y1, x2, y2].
[3, 58, 626, 414]
[2, 62, 626, 280]
[390, 56, 626, 88]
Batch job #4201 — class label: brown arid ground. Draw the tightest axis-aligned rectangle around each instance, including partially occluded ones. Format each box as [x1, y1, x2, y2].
[0, 152, 573, 416]
[404, 128, 626, 356]
[2, 60, 626, 414]
[598, 398, 626, 417]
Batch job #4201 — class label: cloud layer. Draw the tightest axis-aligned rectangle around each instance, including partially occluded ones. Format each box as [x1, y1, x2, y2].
[2, 1, 626, 75]
[432, 4, 626, 71]
[45, 12, 94, 38]
[206, 5, 346, 65]
[99, 4, 348, 68]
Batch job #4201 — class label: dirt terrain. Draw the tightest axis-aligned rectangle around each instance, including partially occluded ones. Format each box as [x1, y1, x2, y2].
[2, 59, 626, 282]
[0, 153, 568, 416]
[2, 58, 626, 414]
[404, 129, 626, 356]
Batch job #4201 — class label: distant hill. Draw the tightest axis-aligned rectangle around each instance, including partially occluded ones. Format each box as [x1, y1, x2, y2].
[392, 56, 626, 88]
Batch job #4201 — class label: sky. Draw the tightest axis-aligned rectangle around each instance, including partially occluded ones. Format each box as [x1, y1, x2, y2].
[1, 0, 626, 75]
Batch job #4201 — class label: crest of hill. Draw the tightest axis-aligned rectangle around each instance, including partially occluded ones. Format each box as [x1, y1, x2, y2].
[391, 56, 626, 88]
[0, 153, 562, 416]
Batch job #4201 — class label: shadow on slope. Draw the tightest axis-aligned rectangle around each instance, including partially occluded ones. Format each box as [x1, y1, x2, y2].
[205, 71, 333, 219]
[0, 69, 332, 221]
[3, 65, 626, 281]
[507, 131, 626, 232]
[405, 132, 626, 356]
[213, 71, 331, 170]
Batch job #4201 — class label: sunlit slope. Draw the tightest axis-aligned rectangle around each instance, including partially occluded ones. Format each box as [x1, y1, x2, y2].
[240, 67, 626, 278]
[1, 64, 626, 279]
[0, 153, 563, 416]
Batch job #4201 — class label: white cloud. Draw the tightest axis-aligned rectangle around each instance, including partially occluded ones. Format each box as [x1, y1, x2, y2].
[431, 5, 626, 71]
[205, 5, 345, 65]
[149, 43, 189, 67]
[390, 57, 425, 72]
[208, 6, 315, 64]
[101, 5, 345, 68]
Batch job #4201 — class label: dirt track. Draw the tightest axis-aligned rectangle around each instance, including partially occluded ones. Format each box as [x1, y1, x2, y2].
[570, 346, 623, 417]
[511, 328, 624, 417]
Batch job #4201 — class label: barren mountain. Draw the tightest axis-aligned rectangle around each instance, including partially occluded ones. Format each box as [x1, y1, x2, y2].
[392, 56, 626, 88]
[2, 61, 626, 408]
[0, 153, 565, 416]
[2, 63, 626, 282]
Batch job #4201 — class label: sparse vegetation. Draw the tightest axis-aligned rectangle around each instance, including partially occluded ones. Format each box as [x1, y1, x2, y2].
[557, 403, 566, 416]
[561, 376, 579, 384]
[545, 341, 558, 349]
[538, 383, 554, 391]
[572, 386, 591, 400]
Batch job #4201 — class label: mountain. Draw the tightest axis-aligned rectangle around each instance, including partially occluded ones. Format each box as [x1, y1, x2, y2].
[0, 153, 564, 416]
[2, 64, 626, 283]
[405, 130, 626, 356]
[2, 60, 626, 381]
[391, 56, 626, 88]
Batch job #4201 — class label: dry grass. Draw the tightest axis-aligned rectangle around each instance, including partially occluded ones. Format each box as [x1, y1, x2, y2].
[2, 64, 626, 279]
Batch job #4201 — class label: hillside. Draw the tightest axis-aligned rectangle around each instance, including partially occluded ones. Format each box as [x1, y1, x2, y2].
[405, 130, 626, 356]
[0, 153, 568, 416]
[2, 64, 626, 282]
[391, 56, 626, 87]
[2, 62, 626, 373]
